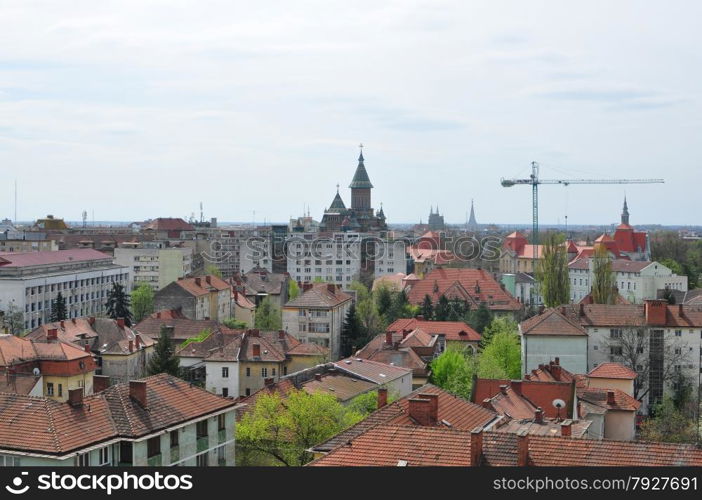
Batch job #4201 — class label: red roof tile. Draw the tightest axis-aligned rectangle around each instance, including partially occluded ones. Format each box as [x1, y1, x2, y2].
[520, 309, 587, 336]
[588, 362, 637, 380]
[386, 318, 480, 342]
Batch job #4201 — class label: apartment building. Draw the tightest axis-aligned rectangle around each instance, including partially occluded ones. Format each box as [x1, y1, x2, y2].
[0, 249, 130, 332]
[114, 243, 193, 290]
[154, 275, 232, 322]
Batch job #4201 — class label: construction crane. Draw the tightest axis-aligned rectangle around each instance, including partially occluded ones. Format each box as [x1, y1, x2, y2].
[501, 161, 664, 269]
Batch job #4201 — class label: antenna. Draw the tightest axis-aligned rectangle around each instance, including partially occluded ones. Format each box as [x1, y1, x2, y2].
[200, 202, 204, 224]
[14, 179, 17, 223]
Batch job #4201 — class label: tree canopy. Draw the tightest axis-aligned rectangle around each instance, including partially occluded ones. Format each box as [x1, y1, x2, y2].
[536, 232, 570, 307]
[478, 318, 521, 379]
[50, 292, 67, 322]
[429, 348, 476, 399]
[105, 282, 133, 326]
[147, 325, 181, 377]
[254, 296, 282, 330]
[592, 245, 616, 304]
[130, 283, 154, 322]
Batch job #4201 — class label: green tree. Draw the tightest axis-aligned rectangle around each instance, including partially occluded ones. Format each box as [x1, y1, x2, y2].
[468, 302, 492, 334]
[347, 389, 397, 416]
[50, 292, 68, 322]
[592, 245, 616, 304]
[105, 282, 133, 326]
[223, 318, 249, 329]
[421, 294, 434, 319]
[130, 283, 154, 323]
[236, 390, 363, 466]
[429, 348, 476, 399]
[147, 325, 181, 376]
[204, 264, 223, 278]
[478, 319, 521, 379]
[639, 397, 697, 444]
[384, 290, 412, 325]
[341, 303, 364, 357]
[434, 295, 450, 321]
[288, 280, 300, 301]
[536, 232, 570, 307]
[375, 286, 393, 318]
[254, 296, 282, 330]
[660, 258, 684, 276]
[350, 281, 383, 340]
[0, 302, 25, 336]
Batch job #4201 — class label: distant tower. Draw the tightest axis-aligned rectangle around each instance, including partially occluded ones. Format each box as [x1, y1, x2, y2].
[349, 144, 373, 213]
[621, 197, 630, 225]
[467, 199, 479, 231]
[82, 210, 87, 228]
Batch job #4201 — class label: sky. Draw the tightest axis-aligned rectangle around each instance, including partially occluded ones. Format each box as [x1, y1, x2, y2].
[1, 1, 700, 226]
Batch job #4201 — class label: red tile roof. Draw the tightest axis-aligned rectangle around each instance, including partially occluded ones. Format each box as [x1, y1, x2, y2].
[0, 249, 112, 267]
[577, 387, 640, 412]
[175, 275, 231, 296]
[588, 362, 637, 380]
[519, 309, 587, 336]
[561, 303, 702, 328]
[285, 283, 352, 308]
[406, 268, 522, 312]
[386, 318, 480, 342]
[143, 218, 194, 232]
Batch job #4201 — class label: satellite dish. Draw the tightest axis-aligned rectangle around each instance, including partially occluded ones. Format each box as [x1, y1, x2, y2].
[552, 399, 566, 409]
[32, 367, 40, 376]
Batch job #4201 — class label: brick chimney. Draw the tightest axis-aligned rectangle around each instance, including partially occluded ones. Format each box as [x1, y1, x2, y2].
[420, 393, 439, 422]
[377, 387, 388, 408]
[416, 315, 424, 321]
[511, 380, 522, 396]
[135, 335, 141, 349]
[554, 357, 560, 365]
[470, 428, 483, 466]
[47, 328, 58, 341]
[156, 311, 162, 319]
[206, 276, 212, 285]
[195, 277, 202, 287]
[117, 318, 125, 329]
[88, 316, 95, 325]
[578, 303, 584, 317]
[252, 343, 261, 357]
[278, 330, 285, 340]
[129, 380, 147, 407]
[385, 331, 393, 345]
[679, 304, 684, 317]
[551, 363, 562, 381]
[561, 419, 572, 437]
[534, 407, 544, 424]
[408, 398, 436, 426]
[517, 429, 529, 466]
[68, 388, 84, 408]
[249, 329, 260, 337]
[606, 390, 616, 405]
[128, 340, 134, 353]
[644, 299, 667, 326]
[302, 283, 313, 292]
[60, 320, 65, 329]
[84, 343, 91, 353]
[93, 375, 110, 393]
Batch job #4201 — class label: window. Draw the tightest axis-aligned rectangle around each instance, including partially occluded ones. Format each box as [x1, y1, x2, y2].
[58, 384, 63, 398]
[218, 414, 226, 431]
[272, 367, 276, 376]
[77, 453, 90, 466]
[170, 430, 179, 448]
[610, 346, 623, 356]
[0, 455, 20, 466]
[222, 367, 229, 378]
[120, 442, 133, 465]
[197, 420, 208, 438]
[246, 367, 251, 377]
[222, 387, 229, 397]
[98, 447, 110, 465]
[217, 445, 226, 466]
[610, 329, 623, 339]
[47, 383, 54, 396]
[675, 330, 682, 337]
[245, 388, 251, 396]
[261, 367, 268, 377]
[147, 436, 161, 458]
[196, 453, 207, 466]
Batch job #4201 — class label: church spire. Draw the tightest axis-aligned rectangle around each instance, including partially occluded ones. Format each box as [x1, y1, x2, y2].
[349, 144, 373, 189]
[621, 196, 630, 225]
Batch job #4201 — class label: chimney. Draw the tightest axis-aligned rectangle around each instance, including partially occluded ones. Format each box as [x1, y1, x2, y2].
[517, 429, 529, 466]
[129, 380, 147, 407]
[408, 398, 435, 426]
[679, 304, 684, 317]
[385, 331, 393, 345]
[68, 388, 84, 408]
[156, 311, 161, 319]
[60, 320, 65, 329]
[88, 316, 95, 325]
[252, 343, 261, 357]
[278, 330, 285, 340]
[314, 373, 322, 381]
[135, 335, 141, 349]
[578, 303, 584, 317]
[420, 393, 439, 423]
[561, 419, 572, 437]
[128, 340, 134, 353]
[534, 407, 544, 424]
[606, 390, 616, 405]
[551, 364, 562, 381]
[84, 343, 91, 353]
[499, 384, 508, 395]
[644, 299, 666, 325]
[264, 377, 275, 387]
[470, 428, 483, 466]
[195, 277, 201, 287]
[377, 387, 388, 408]
[481, 398, 493, 410]
[511, 380, 522, 396]
[554, 357, 560, 365]
[416, 315, 424, 321]
[93, 375, 110, 393]
[402, 329, 410, 340]
[47, 328, 58, 341]
[117, 318, 125, 329]
[206, 275, 211, 285]
[72, 318, 76, 324]
[559, 305, 566, 316]
[250, 329, 260, 337]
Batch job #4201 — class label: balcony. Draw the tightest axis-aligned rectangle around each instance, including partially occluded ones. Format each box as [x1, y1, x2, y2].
[197, 437, 209, 453]
[147, 454, 162, 467]
[218, 429, 226, 444]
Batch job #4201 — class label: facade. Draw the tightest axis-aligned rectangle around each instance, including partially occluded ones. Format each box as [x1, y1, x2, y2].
[386, 318, 481, 353]
[114, 245, 193, 291]
[0, 374, 238, 466]
[0, 249, 130, 332]
[501, 272, 541, 307]
[232, 267, 289, 309]
[569, 259, 687, 304]
[282, 283, 353, 360]
[154, 275, 232, 322]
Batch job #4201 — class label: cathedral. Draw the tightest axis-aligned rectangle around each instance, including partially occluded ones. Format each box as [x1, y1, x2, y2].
[320, 147, 387, 233]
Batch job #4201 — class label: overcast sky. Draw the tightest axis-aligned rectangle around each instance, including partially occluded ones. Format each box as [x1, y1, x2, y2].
[1, 1, 700, 226]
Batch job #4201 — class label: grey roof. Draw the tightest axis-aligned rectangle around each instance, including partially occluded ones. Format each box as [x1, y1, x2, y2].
[349, 152, 373, 189]
[329, 191, 346, 211]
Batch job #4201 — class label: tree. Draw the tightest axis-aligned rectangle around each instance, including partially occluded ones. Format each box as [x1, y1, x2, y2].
[536, 232, 570, 307]
[375, 286, 393, 318]
[421, 294, 434, 319]
[592, 245, 616, 304]
[468, 303, 492, 334]
[236, 390, 363, 466]
[288, 280, 300, 301]
[147, 325, 181, 376]
[254, 296, 282, 330]
[350, 281, 383, 340]
[204, 264, 223, 279]
[0, 302, 24, 336]
[130, 283, 154, 323]
[347, 389, 397, 416]
[639, 397, 697, 444]
[50, 292, 67, 322]
[222, 318, 249, 329]
[478, 320, 521, 379]
[429, 348, 476, 399]
[434, 295, 450, 321]
[340, 303, 364, 357]
[384, 290, 413, 325]
[105, 282, 133, 326]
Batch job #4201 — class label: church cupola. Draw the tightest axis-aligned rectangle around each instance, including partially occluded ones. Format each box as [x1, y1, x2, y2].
[349, 144, 373, 211]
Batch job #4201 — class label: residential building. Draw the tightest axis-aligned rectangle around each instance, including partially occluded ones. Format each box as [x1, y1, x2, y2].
[27, 317, 155, 384]
[154, 275, 232, 322]
[0, 249, 130, 331]
[501, 272, 541, 307]
[386, 318, 481, 353]
[286, 232, 362, 287]
[0, 221, 58, 253]
[33, 215, 69, 231]
[569, 259, 687, 304]
[232, 291, 255, 327]
[0, 374, 238, 466]
[231, 267, 289, 308]
[141, 218, 195, 239]
[114, 244, 193, 290]
[282, 282, 352, 360]
[239, 232, 273, 273]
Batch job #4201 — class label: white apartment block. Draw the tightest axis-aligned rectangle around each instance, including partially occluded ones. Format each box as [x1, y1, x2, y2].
[569, 259, 687, 304]
[0, 249, 130, 332]
[202, 227, 273, 278]
[374, 239, 408, 277]
[239, 233, 273, 274]
[287, 232, 362, 288]
[114, 245, 192, 291]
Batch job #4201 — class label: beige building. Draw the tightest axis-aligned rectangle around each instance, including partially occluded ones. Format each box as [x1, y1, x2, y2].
[114, 244, 193, 291]
[154, 275, 232, 322]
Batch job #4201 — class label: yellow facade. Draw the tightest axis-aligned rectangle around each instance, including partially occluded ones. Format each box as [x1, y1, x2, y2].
[43, 372, 94, 402]
[238, 361, 284, 397]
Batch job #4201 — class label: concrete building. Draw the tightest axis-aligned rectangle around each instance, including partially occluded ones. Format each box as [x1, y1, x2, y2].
[282, 283, 353, 360]
[569, 259, 687, 304]
[0, 374, 238, 466]
[0, 249, 130, 332]
[114, 244, 193, 291]
[154, 275, 232, 322]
